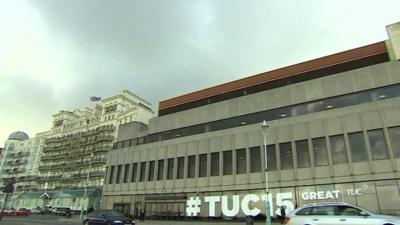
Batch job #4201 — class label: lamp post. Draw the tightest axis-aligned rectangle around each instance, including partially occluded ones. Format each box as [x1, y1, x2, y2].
[80, 152, 94, 220]
[261, 120, 271, 225]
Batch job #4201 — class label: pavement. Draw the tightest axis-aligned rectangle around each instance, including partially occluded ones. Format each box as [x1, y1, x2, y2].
[0, 215, 282, 225]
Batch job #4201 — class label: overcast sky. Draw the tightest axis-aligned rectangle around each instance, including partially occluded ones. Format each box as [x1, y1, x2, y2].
[1, 0, 400, 146]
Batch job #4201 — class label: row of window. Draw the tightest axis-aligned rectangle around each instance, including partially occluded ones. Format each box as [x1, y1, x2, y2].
[114, 84, 400, 149]
[107, 126, 400, 184]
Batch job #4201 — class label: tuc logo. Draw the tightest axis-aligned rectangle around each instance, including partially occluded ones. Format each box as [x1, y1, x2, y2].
[186, 188, 364, 217]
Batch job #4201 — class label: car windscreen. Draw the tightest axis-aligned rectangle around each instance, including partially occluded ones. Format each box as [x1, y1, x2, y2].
[106, 211, 125, 217]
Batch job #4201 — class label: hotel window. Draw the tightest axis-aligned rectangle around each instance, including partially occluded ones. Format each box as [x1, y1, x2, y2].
[167, 158, 174, 180]
[296, 140, 310, 168]
[139, 162, 146, 182]
[211, 152, 220, 176]
[368, 129, 389, 160]
[312, 137, 329, 166]
[236, 149, 246, 174]
[188, 155, 196, 178]
[250, 147, 261, 173]
[157, 160, 164, 180]
[131, 163, 137, 182]
[108, 166, 115, 184]
[116, 165, 122, 184]
[198, 154, 207, 177]
[330, 135, 348, 165]
[348, 132, 368, 162]
[388, 127, 400, 157]
[279, 142, 293, 170]
[148, 161, 155, 181]
[123, 164, 130, 183]
[223, 150, 233, 175]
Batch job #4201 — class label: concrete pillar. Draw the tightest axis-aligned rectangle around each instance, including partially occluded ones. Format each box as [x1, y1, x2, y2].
[386, 22, 400, 60]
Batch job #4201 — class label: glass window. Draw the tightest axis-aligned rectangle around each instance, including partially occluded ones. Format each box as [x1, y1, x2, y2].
[148, 161, 155, 181]
[167, 158, 174, 180]
[108, 166, 115, 184]
[131, 163, 137, 182]
[123, 164, 130, 183]
[312, 137, 329, 166]
[307, 101, 324, 114]
[388, 127, 400, 158]
[250, 147, 261, 173]
[348, 132, 368, 162]
[157, 160, 164, 180]
[296, 140, 310, 168]
[279, 142, 293, 170]
[267, 144, 277, 171]
[236, 149, 246, 174]
[139, 162, 146, 182]
[211, 152, 220, 176]
[311, 206, 336, 215]
[368, 129, 389, 160]
[330, 135, 348, 165]
[116, 165, 122, 184]
[177, 157, 184, 179]
[336, 206, 362, 216]
[291, 104, 307, 116]
[188, 155, 196, 178]
[296, 207, 313, 215]
[223, 150, 233, 175]
[199, 154, 207, 177]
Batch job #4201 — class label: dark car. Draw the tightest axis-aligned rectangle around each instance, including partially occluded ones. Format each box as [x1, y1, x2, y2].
[54, 207, 72, 217]
[83, 209, 135, 225]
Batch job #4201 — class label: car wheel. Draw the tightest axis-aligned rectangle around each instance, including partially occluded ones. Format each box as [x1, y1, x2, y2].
[106, 222, 112, 225]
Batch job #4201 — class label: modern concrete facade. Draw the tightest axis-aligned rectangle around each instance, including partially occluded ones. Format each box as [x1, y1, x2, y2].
[103, 23, 400, 220]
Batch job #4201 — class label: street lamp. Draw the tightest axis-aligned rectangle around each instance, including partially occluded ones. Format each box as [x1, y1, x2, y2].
[80, 152, 94, 220]
[261, 120, 271, 225]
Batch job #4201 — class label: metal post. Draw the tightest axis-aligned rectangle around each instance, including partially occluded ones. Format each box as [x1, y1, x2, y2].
[0, 193, 9, 221]
[80, 152, 94, 220]
[261, 120, 271, 225]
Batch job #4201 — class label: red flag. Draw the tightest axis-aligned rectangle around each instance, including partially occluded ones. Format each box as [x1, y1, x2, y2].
[90, 96, 101, 101]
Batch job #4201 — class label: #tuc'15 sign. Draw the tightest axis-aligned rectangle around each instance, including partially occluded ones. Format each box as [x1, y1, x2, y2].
[186, 188, 363, 217]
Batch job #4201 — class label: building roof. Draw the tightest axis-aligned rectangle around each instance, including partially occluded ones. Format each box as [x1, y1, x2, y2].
[8, 131, 29, 141]
[159, 41, 389, 116]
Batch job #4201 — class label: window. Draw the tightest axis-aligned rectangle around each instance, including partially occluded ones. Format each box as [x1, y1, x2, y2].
[388, 127, 400, 158]
[198, 154, 207, 177]
[131, 163, 137, 182]
[330, 135, 348, 165]
[368, 129, 389, 160]
[223, 150, 233, 175]
[177, 157, 184, 179]
[236, 149, 246, 174]
[250, 147, 261, 173]
[348, 132, 368, 162]
[312, 206, 336, 215]
[167, 158, 174, 180]
[312, 137, 329, 166]
[116, 165, 122, 184]
[211, 152, 220, 176]
[296, 140, 310, 168]
[188, 155, 196, 178]
[148, 161, 155, 181]
[123, 164, 130, 183]
[108, 166, 115, 184]
[157, 160, 164, 180]
[267, 144, 277, 171]
[279, 142, 293, 170]
[139, 162, 146, 182]
[336, 206, 362, 216]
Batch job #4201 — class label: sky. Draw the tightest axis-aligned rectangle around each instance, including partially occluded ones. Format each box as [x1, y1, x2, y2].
[1, 0, 400, 146]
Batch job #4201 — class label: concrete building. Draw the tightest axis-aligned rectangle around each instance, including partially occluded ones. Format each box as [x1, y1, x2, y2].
[13, 90, 153, 211]
[0, 131, 46, 209]
[103, 22, 400, 220]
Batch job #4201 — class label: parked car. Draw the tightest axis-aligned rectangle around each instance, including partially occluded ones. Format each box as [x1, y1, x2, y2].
[286, 202, 400, 225]
[55, 207, 72, 217]
[16, 208, 31, 216]
[83, 209, 135, 225]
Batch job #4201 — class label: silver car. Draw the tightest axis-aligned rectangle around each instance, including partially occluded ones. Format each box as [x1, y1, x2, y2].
[286, 203, 400, 225]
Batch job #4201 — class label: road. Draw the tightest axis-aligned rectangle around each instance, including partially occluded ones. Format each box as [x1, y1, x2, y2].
[0, 215, 281, 225]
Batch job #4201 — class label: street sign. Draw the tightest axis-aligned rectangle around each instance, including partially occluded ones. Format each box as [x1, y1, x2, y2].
[3, 183, 14, 193]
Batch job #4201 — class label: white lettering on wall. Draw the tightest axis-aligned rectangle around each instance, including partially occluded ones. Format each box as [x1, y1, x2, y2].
[221, 195, 240, 217]
[204, 196, 220, 217]
[241, 194, 260, 216]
